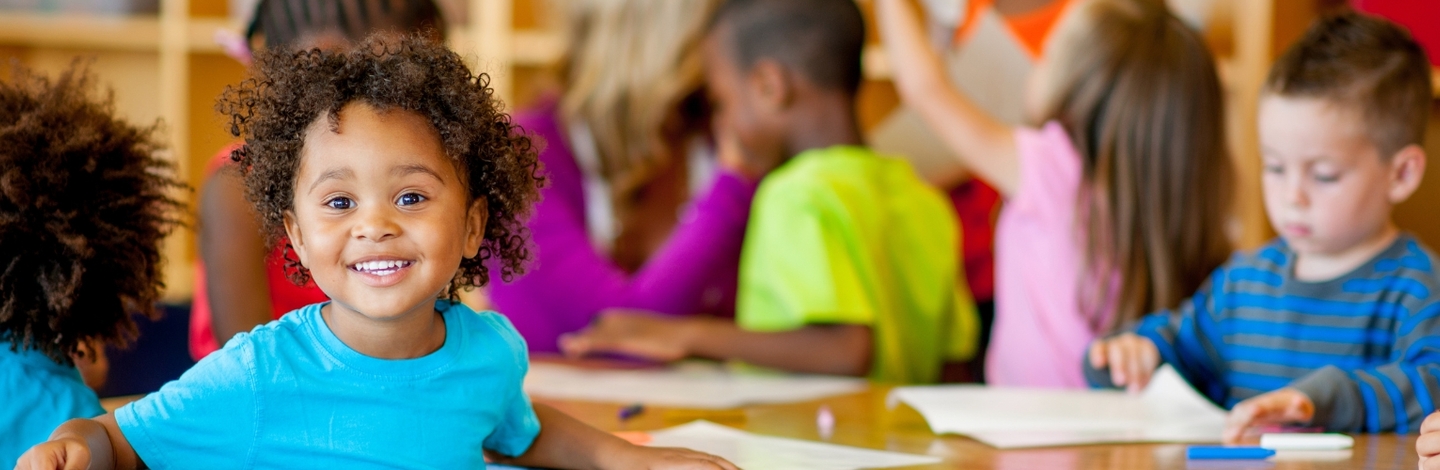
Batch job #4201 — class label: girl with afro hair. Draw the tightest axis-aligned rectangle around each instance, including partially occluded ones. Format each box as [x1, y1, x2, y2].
[0, 61, 185, 464]
[19, 34, 735, 470]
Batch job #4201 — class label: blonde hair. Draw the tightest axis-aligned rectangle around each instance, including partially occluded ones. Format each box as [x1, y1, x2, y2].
[1038, 0, 1234, 334]
[559, 0, 719, 216]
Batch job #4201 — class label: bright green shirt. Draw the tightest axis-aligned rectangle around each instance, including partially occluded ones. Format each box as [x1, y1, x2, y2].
[738, 145, 978, 384]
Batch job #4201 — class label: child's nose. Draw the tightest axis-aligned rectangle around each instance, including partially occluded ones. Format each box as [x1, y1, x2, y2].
[352, 205, 401, 241]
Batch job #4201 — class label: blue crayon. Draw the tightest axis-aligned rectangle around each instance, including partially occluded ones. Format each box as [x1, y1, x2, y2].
[1186, 446, 1276, 460]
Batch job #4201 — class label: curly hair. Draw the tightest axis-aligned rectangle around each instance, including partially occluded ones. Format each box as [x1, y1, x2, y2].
[0, 60, 186, 364]
[216, 33, 543, 297]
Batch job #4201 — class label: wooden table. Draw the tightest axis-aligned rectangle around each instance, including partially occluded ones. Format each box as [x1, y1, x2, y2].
[102, 386, 1417, 469]
[535, 385, 1419, 470]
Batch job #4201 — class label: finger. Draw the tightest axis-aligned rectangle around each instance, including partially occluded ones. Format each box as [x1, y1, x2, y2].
[1088, 342, 1107, 369]
[1107, 344, 1127, 386]
[1423, 412, 1440, 434]
[1224, 403, 1257, 444]
[61, 442, 89, 470]
[1132, 342, 1160, 391]
[1124, 341, 1145, 393]
[1419, 434, 1440, 459]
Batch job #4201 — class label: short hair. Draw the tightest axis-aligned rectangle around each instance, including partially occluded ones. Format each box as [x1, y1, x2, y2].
[246, 0, 447, 48]
[0, 61, 186, 363]
[216, 33, 543, 297]
[709, 0, 866, 94]
[1265, 11, 1432, 157]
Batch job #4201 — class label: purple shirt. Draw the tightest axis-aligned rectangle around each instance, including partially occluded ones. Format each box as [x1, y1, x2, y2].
[491, 103, 756, 353]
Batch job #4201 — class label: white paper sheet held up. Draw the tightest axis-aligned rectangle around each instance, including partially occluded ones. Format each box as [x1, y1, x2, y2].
[647, 420, 942, 470]
[524, 361, 867, 408]
[890, 365, 1227, 448]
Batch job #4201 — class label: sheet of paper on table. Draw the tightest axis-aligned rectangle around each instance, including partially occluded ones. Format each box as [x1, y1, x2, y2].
[524, 361, 867, 409]
[890, 365, 1228, 449]
[646, 420, 942, 470]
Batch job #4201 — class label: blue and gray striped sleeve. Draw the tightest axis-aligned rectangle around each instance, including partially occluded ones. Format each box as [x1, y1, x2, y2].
[1290, 298, 1440, 433]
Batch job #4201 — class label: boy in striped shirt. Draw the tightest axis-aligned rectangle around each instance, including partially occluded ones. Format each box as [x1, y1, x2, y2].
[1084, 12, 1437, 443]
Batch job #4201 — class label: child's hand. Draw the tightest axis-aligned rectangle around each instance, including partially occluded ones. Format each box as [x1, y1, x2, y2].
[1419, 411, 1440, 469]
[559, 310, 702, 362]
[607, 445, 739, 470]
[1223, 388, 1315, 444]
[15, 436, 92, 470]
[1086, 333, 1161, 393]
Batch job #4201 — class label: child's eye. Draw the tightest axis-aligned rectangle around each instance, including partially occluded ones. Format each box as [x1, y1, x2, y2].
[1263, 164, 1283, 175]
[397, 193, 427, 206]
[1314, 173, 1341, 183]
[326, 197, 354, 210]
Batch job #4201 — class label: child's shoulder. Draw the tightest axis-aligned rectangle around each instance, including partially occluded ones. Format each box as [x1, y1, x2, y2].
[758, 145, 933, 206]
[442, 302, 531, 363]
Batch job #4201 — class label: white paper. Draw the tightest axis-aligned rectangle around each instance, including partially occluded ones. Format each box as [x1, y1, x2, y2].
[890, 365, 1228, 448]
[647, 420, 942, 470]
[524, 361, 868, 409]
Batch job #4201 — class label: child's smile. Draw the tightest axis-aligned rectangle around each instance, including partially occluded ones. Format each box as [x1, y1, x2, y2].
[283, 101, 486, 356]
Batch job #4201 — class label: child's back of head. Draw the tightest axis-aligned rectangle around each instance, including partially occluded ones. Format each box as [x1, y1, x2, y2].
[0, 61, 185, 463]
[710, 0, 866, 97]
[1036, 0, 1233, 332]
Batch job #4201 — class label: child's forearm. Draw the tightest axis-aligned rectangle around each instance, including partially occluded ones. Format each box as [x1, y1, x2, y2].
[874, 0, 1018, 194]
[495, 403, 630, 470]
[42, 414, 139, 470]
[686, 319, 872, 377]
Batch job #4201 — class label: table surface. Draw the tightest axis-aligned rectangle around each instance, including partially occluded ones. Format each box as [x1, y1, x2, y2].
[101, 385, 1418, 470]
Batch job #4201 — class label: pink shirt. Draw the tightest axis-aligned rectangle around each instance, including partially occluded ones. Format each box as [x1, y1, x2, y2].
[988, 122, 1113, 388]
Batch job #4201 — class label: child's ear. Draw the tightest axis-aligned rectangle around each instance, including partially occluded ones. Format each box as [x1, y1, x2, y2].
[462, 198, 488, 259]
[750, 59, 793, 112]
[1387, 144, 1427, 204]
[282, 210, 310, 266]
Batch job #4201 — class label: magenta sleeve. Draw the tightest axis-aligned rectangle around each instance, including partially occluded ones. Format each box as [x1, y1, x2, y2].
[490, 105, 756, 353]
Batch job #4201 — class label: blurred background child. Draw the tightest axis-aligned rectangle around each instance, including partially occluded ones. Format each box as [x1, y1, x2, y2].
[0, 61, 185, 464]
[877, 0, 1234, 388]
[561, 0, 979, 385]
[491, 0, 758, 354]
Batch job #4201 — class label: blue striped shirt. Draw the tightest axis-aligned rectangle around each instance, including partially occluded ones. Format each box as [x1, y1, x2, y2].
[1084, 234, 1440, 433]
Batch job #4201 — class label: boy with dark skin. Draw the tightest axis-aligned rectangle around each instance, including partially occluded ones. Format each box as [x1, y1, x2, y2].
[563, 0, 976, 384]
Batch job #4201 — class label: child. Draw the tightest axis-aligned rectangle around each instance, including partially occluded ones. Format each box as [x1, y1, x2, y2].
[875, 0, 1235, 388]
[1086, 12, 1438, 443]
[194, 0, 448, 361]
[17, 35, 735, 469]
[560, 0, 979, 385]
[0, 62, 185, 466]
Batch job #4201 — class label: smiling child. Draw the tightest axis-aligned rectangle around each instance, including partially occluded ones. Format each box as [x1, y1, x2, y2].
[17, 35, 734, 470]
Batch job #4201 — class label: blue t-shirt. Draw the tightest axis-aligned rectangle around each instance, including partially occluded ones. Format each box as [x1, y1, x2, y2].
[0, 341, 103, 466]
[115, 301, 540, 469]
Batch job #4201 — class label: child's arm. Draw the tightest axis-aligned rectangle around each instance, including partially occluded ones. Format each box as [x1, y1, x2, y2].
[874, 0, 1019, 195]
[1228, 297, 1440, 441]
[491, 403, 737, 470]
[1420, 412, 1440, 469]
[16, 414, 142, 470]
[560, 311, 872, 377]
[198, 168, 280, 346]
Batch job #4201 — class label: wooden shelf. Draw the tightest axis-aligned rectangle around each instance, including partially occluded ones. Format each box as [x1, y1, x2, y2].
[0, 13, 231, 53]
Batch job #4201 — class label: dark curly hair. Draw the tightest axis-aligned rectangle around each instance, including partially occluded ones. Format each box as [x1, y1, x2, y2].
[0, 60, 186, 364]
[216, 33, 543, 297]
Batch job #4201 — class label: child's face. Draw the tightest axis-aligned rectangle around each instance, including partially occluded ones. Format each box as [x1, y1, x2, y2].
[1258, 95, 1403, 256]
[284, 102, 486, 322]
[702, 31, 786, 167]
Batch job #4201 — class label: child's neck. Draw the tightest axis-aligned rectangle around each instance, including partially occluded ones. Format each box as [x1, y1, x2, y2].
[1292, 222, 1400, 282]
[784, 93, 863, 157]
[321, 299, 447, 360]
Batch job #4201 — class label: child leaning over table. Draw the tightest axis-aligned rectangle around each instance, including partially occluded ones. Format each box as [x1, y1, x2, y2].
[1086, 12, 1440, 443]
[560, 0, 979, 385]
